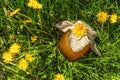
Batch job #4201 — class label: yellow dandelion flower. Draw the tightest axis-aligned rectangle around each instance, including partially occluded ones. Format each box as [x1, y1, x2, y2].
[54, 73, 65, 80]
[9, 35, 14, 40]
[9, 8, 20, 17]
[18, 59, 28, 71]
[29, 0, 36, 1]
[25, 53, 34, 62]
[72, 23, 87, 38]
[9, 43, 20, 53]
[97, 11, 108, 23]
[27, 0, 43, 9]
[110, 13, 118, 23]
[31, 36, 37, 42]
[23, 19, 32, 24]
[11, 53, 17, 58]
[2, 51, 13, 63]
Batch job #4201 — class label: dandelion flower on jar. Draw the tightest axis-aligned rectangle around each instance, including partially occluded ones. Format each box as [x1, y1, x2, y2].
[9, 43, 20, 53]
[27, 0, 43, 9]
[9, 8, 20, 17]
[54, 73, 65, 80]
[2, 51, 13, 63]
[18, 59, 28, 71]
[72, 23, 87, 38]
[97, 11, 108, 23]
[25, 53, 34, 62]
[31, 36, 37, 42]
[110, 13, 118, 23]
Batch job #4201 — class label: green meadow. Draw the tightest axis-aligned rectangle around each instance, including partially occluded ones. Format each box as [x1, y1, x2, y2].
[0, 0, 120, 80]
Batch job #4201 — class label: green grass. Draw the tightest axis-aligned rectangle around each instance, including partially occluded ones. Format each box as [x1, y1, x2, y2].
[0, 0, 120, 80]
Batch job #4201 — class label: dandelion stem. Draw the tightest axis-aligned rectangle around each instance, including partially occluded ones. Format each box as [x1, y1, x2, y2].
[38, 10, 42, 29]
[27, 31, 31, 49]
[24, 25, 34, 35]
[0, 62, 18, 73]
[18, 13, 32, 20]
[101, 23, 104, 33]
[30, 28, 52, 36]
